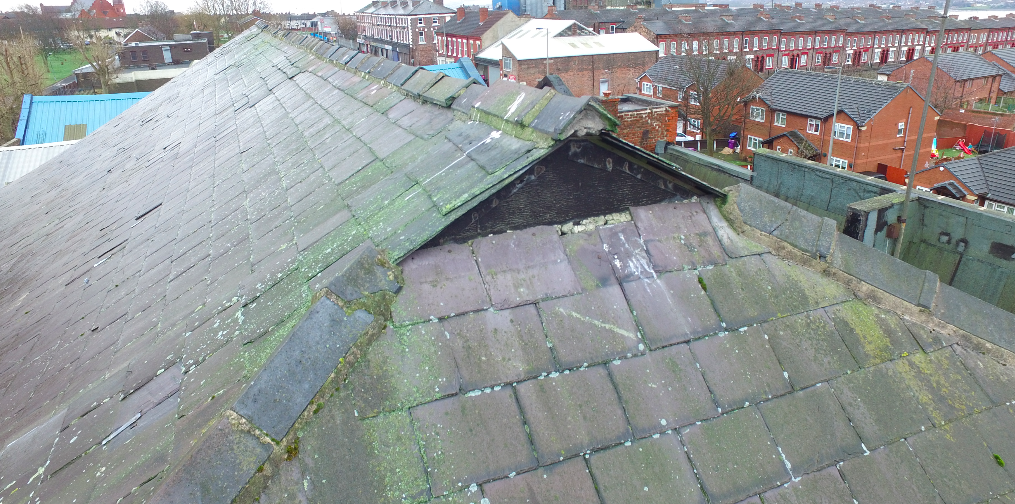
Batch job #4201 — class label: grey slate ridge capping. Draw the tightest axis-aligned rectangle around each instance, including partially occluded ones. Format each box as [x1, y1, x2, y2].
[325, 243, 402, 302]
[402, 70, 443, 97]
[421, 75, 474, 107]
[386, 64, 419, 86]
[232, 299, 374, 440]
[347, 52, 368, 69]
[370, 59, 400, 79]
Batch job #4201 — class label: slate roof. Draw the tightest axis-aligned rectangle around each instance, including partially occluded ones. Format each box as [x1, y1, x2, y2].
[502, 32, 657, 60]
[356, 0, 453, 15]
[643, 54, 739, 90]
[931, 52, 1007, 81]
[15, 92, 150, 145]
[751, 69, 913, 126]
[940, 146, 1015, 206]
[5, 21, 1015, 504]
[439, 9, 511, 37]
[535, 74, 573, 96]
[0, 24, 617, 504]
[989, 48, 1015, 70]
[763, 129, 820, 159]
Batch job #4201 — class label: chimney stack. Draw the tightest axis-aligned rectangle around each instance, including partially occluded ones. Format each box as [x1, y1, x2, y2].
[794, 2, 802, 8]
[479, 7, 488, 22]
[891, 4, 901, 9]
[636, 14, 644, 21]
[546, 5, 556, 17]
[679, 13, 692, 21]
[456, 6, 465, 21]
[814, 2, 822, 7]
[753, 3, 764, 8]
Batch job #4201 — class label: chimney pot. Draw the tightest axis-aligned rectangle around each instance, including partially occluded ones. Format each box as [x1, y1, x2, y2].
[891, 4, 900, 9]
[636, 14, 644, 20]
[753, 3, 763, 8]
[456, 6, 465, 21]
[479, 6, 488, 22]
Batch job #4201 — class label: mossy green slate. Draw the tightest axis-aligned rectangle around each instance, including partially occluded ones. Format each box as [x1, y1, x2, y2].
[825, 301, 920, 368]
[589, 433, 704, 504]
[892, 350, 992, 427]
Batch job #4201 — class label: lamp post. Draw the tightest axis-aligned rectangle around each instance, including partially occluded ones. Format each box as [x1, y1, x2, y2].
[826, 64, 843, 169]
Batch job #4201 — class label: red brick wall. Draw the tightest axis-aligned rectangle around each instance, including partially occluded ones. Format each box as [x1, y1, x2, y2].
[888, 57, 1002, 109]
[503, 47, 657, 97]
[602, 98, 679, 151]
[741, 86, 937, 173]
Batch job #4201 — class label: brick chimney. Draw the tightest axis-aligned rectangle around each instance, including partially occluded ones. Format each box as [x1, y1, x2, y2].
[758, 11, 771, 19]
[904, 12, 914, 18]
[830, 4, 839, 9]
[679, 13, 692, 22]
[969, 15, 979, 20]
[546, 5, 556, 17]
[794, 2, 802, 8]
[989, 14, 999, 19]
[590, 4, 599, 10]
[814, 2, 822, 7]
[891, 4, 901, 9]
[456, 6, 465, 21]
[636, 14, 644, 21]
[479, 7, 488, 22]
[753, 3, 764, 8]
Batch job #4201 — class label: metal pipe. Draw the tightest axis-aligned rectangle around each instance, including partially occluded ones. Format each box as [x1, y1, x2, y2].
[894, 0, 951, 258]
[827, 64, 842, 168]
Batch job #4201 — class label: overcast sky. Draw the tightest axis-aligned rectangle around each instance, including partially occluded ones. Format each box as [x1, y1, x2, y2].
[0, 0, 476, 14]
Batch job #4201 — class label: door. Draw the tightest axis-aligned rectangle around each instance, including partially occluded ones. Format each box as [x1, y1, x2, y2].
[162, 46, 172, 64]
[599, 78, 609, 96]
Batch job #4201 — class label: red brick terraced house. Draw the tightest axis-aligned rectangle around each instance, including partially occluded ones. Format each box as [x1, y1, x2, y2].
[435, 7, 524, 65]
[741, 69, 938, 174]
[888, 52, 1005, 112]
[981, 48, 1015, 97]
[356, 0, 455, 66]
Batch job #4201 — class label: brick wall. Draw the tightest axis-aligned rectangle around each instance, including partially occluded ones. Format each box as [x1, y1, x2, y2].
[502, 47, 657, 97]
[602, 98, 679, 151]
[120, 40, 209, 67]
[888, 57, 1002, 110]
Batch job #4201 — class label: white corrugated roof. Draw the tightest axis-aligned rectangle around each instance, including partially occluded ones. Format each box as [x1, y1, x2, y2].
[474, 19, 592, 61]
[0, 141, 77, 188]
[503, 32, 659, 60]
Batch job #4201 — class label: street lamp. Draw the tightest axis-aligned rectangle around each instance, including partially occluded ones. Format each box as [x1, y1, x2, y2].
[535, 26, 549, 77]
[826, 65, 843, 169]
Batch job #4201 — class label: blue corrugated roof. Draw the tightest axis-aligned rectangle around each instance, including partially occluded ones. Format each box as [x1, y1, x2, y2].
[16, 92, 150, 145]
[422, 57, 486, 86]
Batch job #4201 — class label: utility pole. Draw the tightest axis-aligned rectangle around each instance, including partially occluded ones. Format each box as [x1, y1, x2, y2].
[894, 0, 950, 258]
[826, 64, 842, 168]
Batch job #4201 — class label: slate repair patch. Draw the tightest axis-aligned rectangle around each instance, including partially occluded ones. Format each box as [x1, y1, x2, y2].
[233, 298, 374, 440]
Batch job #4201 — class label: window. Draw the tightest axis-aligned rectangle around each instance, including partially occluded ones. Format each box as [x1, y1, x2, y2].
[754, 36, 760, 50]
[781, 55, 788, 67]
[776, 146, 782, 152]
[671, 41, 676, 54]
[502, 57, 512, 71]
[831, 52, 838, 63]
[419, 31, 426, 43]
[688, 118, 701, 131]
[714, 39, 719, 52]
[807, 118, 820, 134]
[780, 38, 786, 50]
[681, 41, 688, 54]
[829, 156, 848, 168]
[130, 50, 137, 61]
[642, 81, 653, 95]
[807, 36, 812, 48]
[897, 122, 906, 136]
[823, 35, 829, 47]
[987, 201, 1015, 214]
[765, 55, 774, 68]
[723, 38, 729, 52]
[659, 42, 666, 55]
[789, 39, 795, 50]
[888, 48, 896, 61]
[183, 47, 192, 52]
[800, 53, 807, 66]
[774, 111, 786, 126]
[772, 35, 778, 46]
[750, 106, 765, 122]
[657, 85, 663, 96]
[788, 149, 794, 155]
[762, 37, 768, 50]
[689, 91, 699, 105]
[141, 49, 148, 60]
[816, 53, 822, 65]
[833, 123, 852, 141]
[677, 89, 684, 101]
[860, 51, 867, 63]
[692, 40, 699, 53]
[610, 24, 616, 33]
[418, 17, 423, 25]
[746, 135, 763, 150]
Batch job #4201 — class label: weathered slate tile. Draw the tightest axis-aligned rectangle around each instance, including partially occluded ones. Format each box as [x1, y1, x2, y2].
[909, 422, 1014, 504]
[473, 226, 581, 310]
[0, 410, 63, 501]
[589, 432, 705, 504]
[299, 398, 429, 504]
[392, 243, 491, 324]
[905, 319, 958, 353]
[599, 222, 654, 283]
[690, 328, 791, 412]
[761, 255, 853, 317]
[412, 388, 537, 497]
[149, 419, 271, 504]
[441, 305, 555, 391]
[560, 230, 618, 292]
[621, 271, 723, 349]
[50, 398, 119, 474]
[934, 283, 1015, 354]
[891, 350, 992, 427]
[681, 406, 790, 504]
[760, 466, 855, 504]
[963, 405, 1015, 481]
[734, 183, 793, 235]
[324, 243, 400, 302]
[839, 441, 943, 504]
[758, 384, 863, 476]
[233, 300, 373, 440]
[631, 202, 726, 271]
[826, 301, 922, 368]
[538, 285, 643, 369]
[700, 197, 769, 258]
[481, 458, 599, 503]
[762, 310, 858, 389]
[699, 255, 779, 328]
[515, 366, 630, 465]
[344, 322, 459, 418]
[608, 344, 717, 437]
[954, 345, 1015, 405]
[830, 362, 930, 449]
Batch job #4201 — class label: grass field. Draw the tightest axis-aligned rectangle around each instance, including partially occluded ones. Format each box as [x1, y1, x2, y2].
[36, 50, 89, 87]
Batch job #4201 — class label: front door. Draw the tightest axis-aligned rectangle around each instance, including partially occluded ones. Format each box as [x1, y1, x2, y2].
[162, 46, 172, 64]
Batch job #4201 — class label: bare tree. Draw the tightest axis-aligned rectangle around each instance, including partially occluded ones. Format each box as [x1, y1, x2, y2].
[184, 0, 270, 41]
[0, 33, 44, 141]
[929, 79, 961, 114]
[336, 15, 356, 41]
[8, 4, 68, 71]
[67, 24, 121, 93]
[138, 0, 178, 39]
[679, 54, 760, 155]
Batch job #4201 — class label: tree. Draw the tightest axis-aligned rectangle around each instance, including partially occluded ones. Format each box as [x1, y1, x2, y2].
[138, 0, 178, 39]
[336, 15, 356, 41]
[0, 33, 44, 142]
[9, 4, 68, 71]
[679, 54, 759, 155]
[183, 0, 271, 42]
[67, 24, 121, 93]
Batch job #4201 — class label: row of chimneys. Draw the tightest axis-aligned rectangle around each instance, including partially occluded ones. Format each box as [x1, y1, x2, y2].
[749, 3, 943, 9]
[455, 6, 489, 23]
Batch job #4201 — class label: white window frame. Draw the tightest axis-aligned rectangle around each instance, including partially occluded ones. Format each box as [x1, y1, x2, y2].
[418, 17, 423, 26]
[774, 111, 786, 127]
[689, 91, 699, 105]
[807, 118, 820, 134]
[642, 81, 653, 95]
[765, 55, 774, 69]
[502, 56, 512, 71]
[610, 24, 616, 33]
[800, 53, 807, 66]
[746, 135, 763, 150]
[750, 105, 765, 122]
[432, 16, 438, 25]
[987, 201, 1015, 214]
[897, 122, 906, 137]
[419, 31, 425, 43]
[688, 118, 701, 131]
[781, 55, 788, 67]
[833, 123, 853, 141]
[829, 156, 849, 169]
